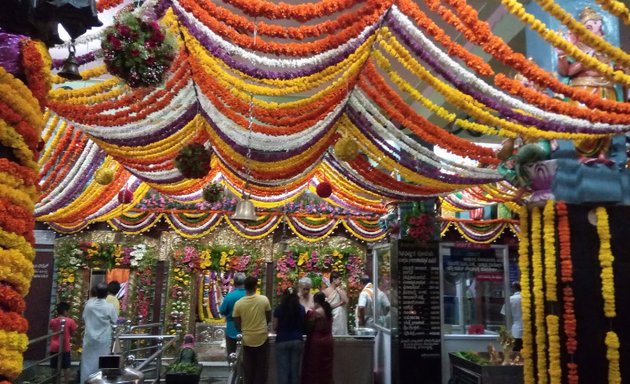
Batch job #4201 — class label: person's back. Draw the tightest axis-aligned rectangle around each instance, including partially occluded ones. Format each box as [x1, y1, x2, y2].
[220, 272, 247, 357]
[49, 302, 78, 384]
[233, 276, 271, 384]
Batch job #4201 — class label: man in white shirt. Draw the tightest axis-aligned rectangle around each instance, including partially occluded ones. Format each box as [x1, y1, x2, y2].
[80, 283, 117, 383]
[501, 282, 523, 351]
[356, 275, 390, 329]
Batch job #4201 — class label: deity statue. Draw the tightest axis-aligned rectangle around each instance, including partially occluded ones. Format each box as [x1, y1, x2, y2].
[557, 7, 621, 165]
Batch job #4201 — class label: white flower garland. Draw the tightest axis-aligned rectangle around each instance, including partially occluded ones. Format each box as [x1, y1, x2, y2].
[391, 6, 630, 134]
[351, 90, 501, 180]
[173, 0, 378, 69]
[74, 81, 197, 138]
[36, 141, 102, 214]
[198, 90, 348, 150]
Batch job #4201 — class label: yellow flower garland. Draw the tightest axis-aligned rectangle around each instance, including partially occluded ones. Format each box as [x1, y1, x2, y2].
[518, 207, 535, 382]
[0, 329, 28, 353]
[546, 314, 562, 384]
[542, 200, 557, 302]
[339, 115, 476, 190]
[0, 228, 35, 261]
[532, 0, 630, 69]
[52, 65, 109, 84]
[376, 31, 605, 141]
[0, 183, 36, 212]
[38, 118, 66, 167]
[531, 207, 548, 384]
[605, 331, 621, 384]
[0, 249, 34, 295]
[595, 207, 616, 318]
[0, 348, 24, 379]
[501, 0, 630, 87]
[0, 67, 40, 112]
[594, 0, 630, 25]
[0, 119, 38, 170]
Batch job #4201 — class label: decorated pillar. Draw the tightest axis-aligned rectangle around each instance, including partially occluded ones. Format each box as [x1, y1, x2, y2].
[519, 202, 630, 383]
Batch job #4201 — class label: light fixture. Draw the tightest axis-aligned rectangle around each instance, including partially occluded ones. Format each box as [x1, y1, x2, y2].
[58, 41, 82, 81]
[232, 97, 257, 222]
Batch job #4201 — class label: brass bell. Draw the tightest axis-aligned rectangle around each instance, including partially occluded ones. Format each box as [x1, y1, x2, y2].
[232, 196, 257, 222]
[58, 43, 82, 81]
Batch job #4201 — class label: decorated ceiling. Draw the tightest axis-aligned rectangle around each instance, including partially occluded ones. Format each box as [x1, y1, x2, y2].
[37, 0, 630, 234]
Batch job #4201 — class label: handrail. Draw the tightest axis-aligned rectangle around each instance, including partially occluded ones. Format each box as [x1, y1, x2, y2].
[129, 322, 162, 333]
[226, 334, 243, 384]
[20, 319, 66, 384]
[134, 335, 179, 384]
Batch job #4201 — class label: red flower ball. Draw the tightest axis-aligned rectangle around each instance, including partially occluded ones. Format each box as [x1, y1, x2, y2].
[316, 182, 332, 198]
[118, 187, 134, 204]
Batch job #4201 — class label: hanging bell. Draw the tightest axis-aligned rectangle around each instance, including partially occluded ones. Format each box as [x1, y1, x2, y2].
[232, 197, 257, 221]
[58, 43, 82, 81]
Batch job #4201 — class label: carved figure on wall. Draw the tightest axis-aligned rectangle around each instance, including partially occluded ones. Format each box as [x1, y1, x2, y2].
[557, 7, 622, 165]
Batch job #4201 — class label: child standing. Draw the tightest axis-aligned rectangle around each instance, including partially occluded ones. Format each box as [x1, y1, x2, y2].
[49, 302, 78, 384]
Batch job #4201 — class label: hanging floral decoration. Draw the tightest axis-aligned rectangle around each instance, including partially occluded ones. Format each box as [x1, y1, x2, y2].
[275, 244, 364, 299]
[316, 181, 333, 198]
[166, 243, 263, 333]
[101, 12, 177, 88]
[95, 167, 114, 185]
[333, 136, 359, 161]
[118, 187, 134, 204]
[174, 143, 212, 179]
[53, 238, 156, 352]
[402, 201, 439, 243]
[202, 182, 224, 203]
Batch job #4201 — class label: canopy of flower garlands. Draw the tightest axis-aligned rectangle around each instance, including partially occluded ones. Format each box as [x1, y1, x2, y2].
[38, 0, 630, 232]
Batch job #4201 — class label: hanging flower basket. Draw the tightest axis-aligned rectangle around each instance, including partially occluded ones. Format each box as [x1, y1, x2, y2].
[101, 12, 176, 88]
[202, 182, 224, 203]
[175, 144, 212, 179]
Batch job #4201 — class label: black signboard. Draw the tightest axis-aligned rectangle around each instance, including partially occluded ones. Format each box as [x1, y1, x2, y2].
[395, 239, 441, 384]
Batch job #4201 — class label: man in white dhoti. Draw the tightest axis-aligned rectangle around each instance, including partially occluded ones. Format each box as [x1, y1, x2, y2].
[80, 283, 117, 383]
[323, 272, 348, 335]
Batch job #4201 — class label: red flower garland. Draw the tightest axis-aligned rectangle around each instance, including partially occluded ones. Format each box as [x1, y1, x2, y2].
[0, 284, 26, 313]
[19, 39, 50, 109]
[556, 202, 578, 384]
[0, 310, 28, 333]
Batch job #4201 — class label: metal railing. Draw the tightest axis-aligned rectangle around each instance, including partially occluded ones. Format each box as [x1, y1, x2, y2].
[117, 333, 180, 383]
[17, 319, 66, 384]
[226, 334, 243, 384]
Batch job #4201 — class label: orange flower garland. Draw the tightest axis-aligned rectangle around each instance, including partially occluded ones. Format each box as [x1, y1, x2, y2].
[394, 0, 493, 76]
[442, 0, 630, 114]
[19, 39, 51, 108]
[96, 0, 124, 12]
[196, 0, 386, 39]
[360, 62, 499, 165]
[495, 74, 630, 125]
[178, 0, 389, 56]
[518, 207, 535, 382]
[220, 0, 363, 21]
[555, 202, 578, 384]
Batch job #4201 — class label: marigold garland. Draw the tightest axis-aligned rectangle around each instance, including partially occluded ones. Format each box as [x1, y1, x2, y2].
[442, 0, 630, 114]
[546, 314, 562, 384]
[594, 0, 630, 25]
[531, 207, 548, 384]
[595, 207, 616, 318]
[19, 38, 52, 108]
[501, 0, 630, 86]
[518, 207, 535, 382]
[532, 0, 630, 68]
[542, 200, 557, 302]
[219, 0, 364, 21]
[605, 331, 621, 384]
[555, 202, 578, 383]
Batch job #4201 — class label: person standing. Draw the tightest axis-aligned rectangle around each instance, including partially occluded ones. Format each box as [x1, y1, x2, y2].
[80, 283, 117, 384]
[233, 276, 271, 384]
[301, 292, 334, 384]
[220, 272, 247, 358]
[502, 283, 523, 351]
[49, 302, 78, 384]
[356, 275, 375, 329]
[323, 272, 348, 335]
[106, 280, 121, 318]
[297, 277, 314, 311]
[273, 287, 305, 384]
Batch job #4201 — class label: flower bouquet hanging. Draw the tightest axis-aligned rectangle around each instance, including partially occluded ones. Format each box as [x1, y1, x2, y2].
[403, 201, 439, 244]
[202, 182, 224, 203]
[175, 143, 212, 179]
[101, 12, 177, 88]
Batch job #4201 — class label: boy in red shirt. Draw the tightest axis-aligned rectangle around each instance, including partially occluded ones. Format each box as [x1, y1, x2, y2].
[49, 302, 78, 384]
